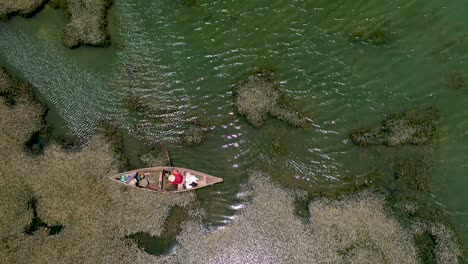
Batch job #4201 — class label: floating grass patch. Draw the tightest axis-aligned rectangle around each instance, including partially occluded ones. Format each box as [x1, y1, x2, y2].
[351, 107, 440, 147]
[233, 67, 312, 128]
[182, 123, 206, 146]
[59, 0, 113, 48]
[0, 0, 48, 21]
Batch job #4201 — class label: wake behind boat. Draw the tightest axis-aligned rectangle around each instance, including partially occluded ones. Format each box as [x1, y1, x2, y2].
[110, 167, 223, 193]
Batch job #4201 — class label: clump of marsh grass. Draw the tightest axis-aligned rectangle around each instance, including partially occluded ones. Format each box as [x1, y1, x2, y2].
[181, 122, 206, 146]
[0, 0, 47, 21]
[60, 0, 113, 48]
[351, 107, 440, 147]
[393, 159, 431, 192]
[139, 147, 171, 167]
[233, 68, 312, 128]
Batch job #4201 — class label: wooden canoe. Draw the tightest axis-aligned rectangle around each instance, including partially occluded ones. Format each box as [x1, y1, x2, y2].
[109, 167, 223, 193]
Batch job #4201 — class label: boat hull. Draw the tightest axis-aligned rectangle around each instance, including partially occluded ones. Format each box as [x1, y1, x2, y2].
[109, 166, 223, 193]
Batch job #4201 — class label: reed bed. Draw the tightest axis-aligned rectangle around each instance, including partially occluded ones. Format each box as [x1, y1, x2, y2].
[0, 0, 47, 21]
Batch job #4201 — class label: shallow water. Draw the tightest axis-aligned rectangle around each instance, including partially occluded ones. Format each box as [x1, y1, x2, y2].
[1, 0, 467, 253]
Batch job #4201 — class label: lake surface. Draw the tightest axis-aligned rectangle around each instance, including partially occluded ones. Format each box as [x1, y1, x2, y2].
[1, 0, 467, 252]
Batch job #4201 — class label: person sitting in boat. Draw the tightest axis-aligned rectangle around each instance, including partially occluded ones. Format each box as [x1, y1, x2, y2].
[136, 172, 148, 187]
[185, 172, 199, 189]
[124, 172, 138, 186]
[168, 169, 184, 185]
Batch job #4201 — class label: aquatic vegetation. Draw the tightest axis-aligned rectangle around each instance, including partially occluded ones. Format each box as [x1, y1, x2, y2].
[445, 71, 465, 89]
[165, 173, 422, 263]
[139, 147, 171, 167]
[368, 29, 388, 45]
[393, 159, 431, 192]
[0, 0, 47, 21]
[351, 107, 440, 147]
[128, 206, 190, 255]
[96, 120, 128, 170]
[233, 69, 312, 128]
[0, 181, 34, 240]
[349, 26, 391, 46]
[0, 90, 196, 263]
[0, 67, 15, 96]
[271, 137, 282, 153]
[123, 92, 145, 113]
[60, 0, 113, 48]
[414, 231, 437, 264]
[0, 67, 36, 105]
[0, 0, 111, 47]
[181, 123, 206, 146]
[411, 221, 463, 264]
[48, 0, 68, 9]
[310, 191, 419, 264]
[181, 0, 197, 7]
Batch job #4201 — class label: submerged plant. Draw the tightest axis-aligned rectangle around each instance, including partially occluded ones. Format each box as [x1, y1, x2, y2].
[349, 24, 392, 46]
[445, 71, 465, 89]
[351, 107, 440, 147]
[233, 67, 312, 128]
[182, 0, 198, 6]
[271, 137, 282, 153]
[393, 159, 431, 192]
[123, 92, 145, 113]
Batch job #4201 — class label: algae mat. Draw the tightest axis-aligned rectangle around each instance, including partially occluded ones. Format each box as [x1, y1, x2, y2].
[1, 0, 467, 252]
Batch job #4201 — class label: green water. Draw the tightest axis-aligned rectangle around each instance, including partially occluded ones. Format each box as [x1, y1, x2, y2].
[1, 0, 467, 254]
